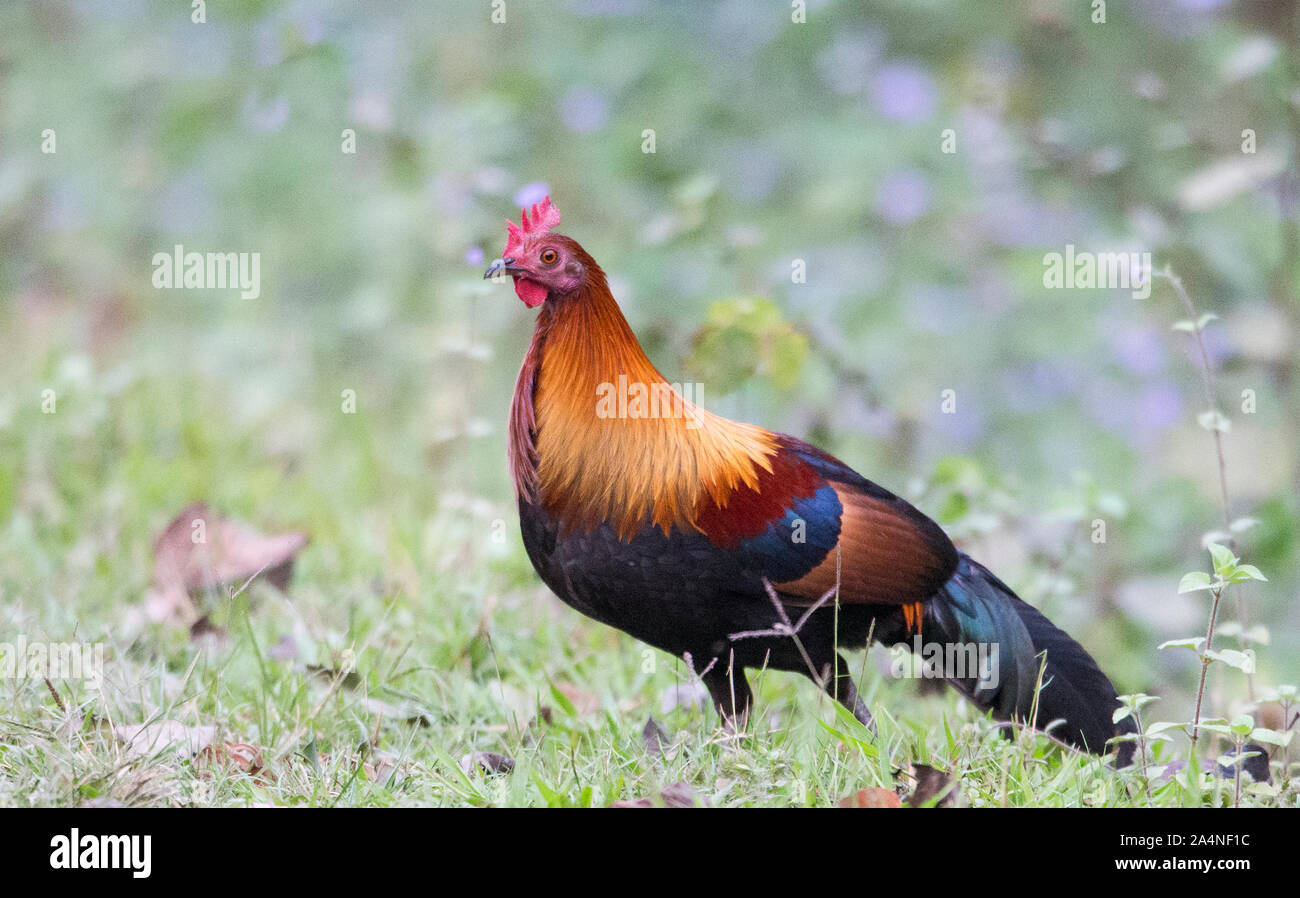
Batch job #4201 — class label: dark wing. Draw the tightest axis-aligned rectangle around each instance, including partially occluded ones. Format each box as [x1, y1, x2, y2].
[696, 435, 957, 605]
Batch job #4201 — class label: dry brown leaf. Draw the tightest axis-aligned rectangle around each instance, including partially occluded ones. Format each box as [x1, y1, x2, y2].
[555, 681, 601, 716]
[901, 763, 963, 807]
[838, 788, 901, 808]
[611, 781, 699, 808]
[642, 716, 669, 754]
[147, 502, 309, 625]
[459, 752, 515, 776]
[196, 742, 275, 785]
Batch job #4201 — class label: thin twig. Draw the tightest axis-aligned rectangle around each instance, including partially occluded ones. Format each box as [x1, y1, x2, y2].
[43, 677, 67, 714]
[1190, 584, 1225, 748]
[728, 580, 835, 689]
[1157, 267, 1253, 703]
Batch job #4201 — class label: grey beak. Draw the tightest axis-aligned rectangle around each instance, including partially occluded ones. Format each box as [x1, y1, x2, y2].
[484, 257, 516, 279]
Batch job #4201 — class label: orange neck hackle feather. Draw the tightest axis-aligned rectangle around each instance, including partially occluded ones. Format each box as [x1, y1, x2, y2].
[509, 257, 780, 541]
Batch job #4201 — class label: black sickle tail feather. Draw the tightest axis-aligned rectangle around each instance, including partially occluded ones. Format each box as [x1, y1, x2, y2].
[911, 553, 1136, 765]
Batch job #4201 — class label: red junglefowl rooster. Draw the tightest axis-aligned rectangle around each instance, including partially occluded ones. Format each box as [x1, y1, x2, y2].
[486, 196, 1135, 764]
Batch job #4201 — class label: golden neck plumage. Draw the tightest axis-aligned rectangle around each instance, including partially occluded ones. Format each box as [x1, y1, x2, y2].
[509, 277, 777, 540]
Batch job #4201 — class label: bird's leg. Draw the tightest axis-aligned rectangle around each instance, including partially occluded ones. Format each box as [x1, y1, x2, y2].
[824, 653, 876, 734]
[698, 654, 753, 733]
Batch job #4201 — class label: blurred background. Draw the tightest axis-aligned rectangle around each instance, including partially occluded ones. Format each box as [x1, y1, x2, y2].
[1, 0, 1296, 721]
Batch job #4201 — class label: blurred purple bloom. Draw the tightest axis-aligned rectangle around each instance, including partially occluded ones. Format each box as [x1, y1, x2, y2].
[1111, 327, 1166, 376]
[560, 88, 610, 134]
[871, 62, 937, 123]
[876, 169, 931, 225]
[1199, 325, 1232, 367]
[465, 247, 485, 266]
[1083, 378, 1182, 445]
[1002, 361, 1081, 412]
[933, 392, 984, 447]
[514, 182, 551, 208]
[1134, 382, 1183, 434]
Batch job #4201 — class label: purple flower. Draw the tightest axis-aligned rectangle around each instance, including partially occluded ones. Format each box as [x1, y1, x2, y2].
[1134, 382, 1183, 435]
[1111, 327, 1166, 376]
[514, 181, 550, 208]
[871, 62, 938, 123]
[876, 169, 931, 225]
[465, 247, 485, 266]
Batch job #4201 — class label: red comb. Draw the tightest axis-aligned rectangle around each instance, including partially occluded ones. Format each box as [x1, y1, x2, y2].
[504, 196, 561, 256]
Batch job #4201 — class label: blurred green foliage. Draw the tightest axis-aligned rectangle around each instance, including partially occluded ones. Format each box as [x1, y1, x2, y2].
[0, 0, 1297, 721]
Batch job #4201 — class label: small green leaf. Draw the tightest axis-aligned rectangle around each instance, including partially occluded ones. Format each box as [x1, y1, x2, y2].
[1249, 728, 1294, 747]
[1207, 542, 1236, 576]
[1146, 721, 1182, 736]
[1231, 564, 1267, 582]
[1197, 722, 1234, 737]
[1113, 706, 1133, 724]
[1229, 517, 1260, 533]
[1196, 313, 1218, 330]
[1229, 714, 1254, 736]
[1172, 319, 1196, 332]
[1177, 571, 1212, 593]
[1158, 637, 1205, 652]
[1204, 648, 1255, 674]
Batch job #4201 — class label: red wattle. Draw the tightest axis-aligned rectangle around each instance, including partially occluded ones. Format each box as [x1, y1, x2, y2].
[514, 278, 548, 308]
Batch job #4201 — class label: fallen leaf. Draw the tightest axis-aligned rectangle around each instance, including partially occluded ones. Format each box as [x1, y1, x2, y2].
[838, 788, 901, 808]
[362, 753, 403, 786]
[658, 681, 709, 714]
[189, 616, 227, 641]
[642, 716, 669, 754]
[305, 664, 362, 691]
[459, 752, 515, 776]
[360, 695, 432, 727]
[115, 721, 216, 758]
[611, 782, 699, 808]
[146, 502, 309, 626]
[196, 742, 275, 785]
[659, 781, 697, 808]
[901, 763, 963, 807]
[610, 796, 656, 808]
[555, 681, 601, 716]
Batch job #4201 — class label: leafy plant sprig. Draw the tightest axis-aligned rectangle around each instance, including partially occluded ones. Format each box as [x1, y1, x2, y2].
[1161, 543, 1267, 747]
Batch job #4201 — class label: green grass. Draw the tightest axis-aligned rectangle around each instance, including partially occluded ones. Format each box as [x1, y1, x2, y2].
[0, 366, 1291, 808]
[1, 0, 1297, 809]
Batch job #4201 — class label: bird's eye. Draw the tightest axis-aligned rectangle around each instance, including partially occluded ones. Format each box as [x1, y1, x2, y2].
[540, 248, 559, 266]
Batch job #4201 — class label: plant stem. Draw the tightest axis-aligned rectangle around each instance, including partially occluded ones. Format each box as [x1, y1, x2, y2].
[1160, 269, 1253, 699]
[1161, 270, 1231, 533]
[1190, 584, 1224, 748]
[1233, 737, 1243, 810]
[1135, 708, 1152, 806]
